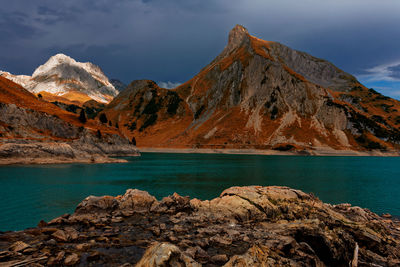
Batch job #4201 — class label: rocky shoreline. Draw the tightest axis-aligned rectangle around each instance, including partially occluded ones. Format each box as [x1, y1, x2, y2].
[0, 125, 140, 165]
[0, 186, 399, 266]
[0, 141, 139, 165]
[138, 147, 400, 157]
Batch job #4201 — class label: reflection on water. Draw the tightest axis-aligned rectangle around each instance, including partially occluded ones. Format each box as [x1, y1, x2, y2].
[0, 153, 399, 231]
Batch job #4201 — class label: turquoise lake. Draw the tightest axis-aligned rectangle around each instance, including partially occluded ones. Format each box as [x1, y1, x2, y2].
[0, 152, 399, 231]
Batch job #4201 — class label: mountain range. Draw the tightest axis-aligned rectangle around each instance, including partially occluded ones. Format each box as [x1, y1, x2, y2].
[2, 25, 400, 154]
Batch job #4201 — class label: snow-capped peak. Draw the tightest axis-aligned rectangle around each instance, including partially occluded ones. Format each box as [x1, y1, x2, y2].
[32, 54, 76, 77]
[3, 54, 119, 103]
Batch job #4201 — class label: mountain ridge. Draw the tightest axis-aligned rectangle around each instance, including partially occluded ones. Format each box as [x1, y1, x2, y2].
[103, 25, 400, 152]
[0, 53, 118, 104]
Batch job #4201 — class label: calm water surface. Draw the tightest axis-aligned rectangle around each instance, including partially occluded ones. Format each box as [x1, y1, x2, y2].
[0, 153, 399, 231]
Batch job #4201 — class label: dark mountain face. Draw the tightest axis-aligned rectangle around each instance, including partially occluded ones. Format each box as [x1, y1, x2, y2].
[104, 25, 400, 152]
[110, 79, 128, 92]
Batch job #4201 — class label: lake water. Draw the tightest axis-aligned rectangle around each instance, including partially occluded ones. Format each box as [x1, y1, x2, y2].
[0, 153, 399, 231]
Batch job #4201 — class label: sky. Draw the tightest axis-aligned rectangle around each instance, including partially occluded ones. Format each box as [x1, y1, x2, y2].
[1, 0, 400, 98]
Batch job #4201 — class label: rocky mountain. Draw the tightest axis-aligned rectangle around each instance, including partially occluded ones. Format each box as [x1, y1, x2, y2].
[0, 54, 118, 104]
[103, 25, 400, 152]
[0, 76, 138, 164]
[110, 79, 127, 92]
[0, 186, 399, 266]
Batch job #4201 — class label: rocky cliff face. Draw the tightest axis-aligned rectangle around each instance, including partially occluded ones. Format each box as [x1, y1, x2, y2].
[0, 54, 118, 104]
[0, 76, 138, 164]
[104, 25, 400, 151]
[110, 79, 128, 92]
[0, 186, 399, 266]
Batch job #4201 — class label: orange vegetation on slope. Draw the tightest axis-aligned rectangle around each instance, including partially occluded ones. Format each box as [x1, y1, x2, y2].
[249, 36, 275, 61]
[0, 76, 119, 135]
[105, 26, 400, 151]
[219, 46, 252, 71]
[36, 91, 85, 106]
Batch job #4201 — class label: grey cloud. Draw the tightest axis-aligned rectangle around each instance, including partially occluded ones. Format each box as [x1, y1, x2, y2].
[359, 61, 400, 82]
[35, 5, 80, 24]
[0, 0, 400, 92]
[388, 65, 400, 80]
[0, 11, 42, 40]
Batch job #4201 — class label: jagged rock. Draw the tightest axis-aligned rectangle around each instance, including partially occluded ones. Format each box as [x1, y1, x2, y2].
[55, 251, 65, 262]
[51, 230, 68, 242]
[8, 241, 29, 252]
[75, 195, 119, 214]
[136, 242, 201, 267]
[118, 189, 157, 213]
[0, 186, 399, 266]
[64, 253, 80, 265]
[211, 254, 229, 264]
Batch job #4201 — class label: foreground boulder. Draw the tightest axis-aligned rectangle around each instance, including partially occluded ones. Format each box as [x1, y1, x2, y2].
[0, 186, 399, 266]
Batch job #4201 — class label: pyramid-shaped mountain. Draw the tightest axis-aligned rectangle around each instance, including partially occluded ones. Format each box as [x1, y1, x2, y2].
[104, 25, 400, 152]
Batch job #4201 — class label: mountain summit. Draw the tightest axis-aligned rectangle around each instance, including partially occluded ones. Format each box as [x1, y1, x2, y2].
[0, 54, 118, 104]
[226, 24, 249, 51]
[105, 25, 400, 152]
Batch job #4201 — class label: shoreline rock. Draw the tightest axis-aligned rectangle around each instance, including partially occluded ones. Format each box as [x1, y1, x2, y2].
[0, 141, 139, 165]
[0, 186, 399, 266]
[138, 147, 400, 157]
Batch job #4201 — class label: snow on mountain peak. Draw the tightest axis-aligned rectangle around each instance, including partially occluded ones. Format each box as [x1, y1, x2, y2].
[27, 54, 118, 103]
[1, 54, 119, 103]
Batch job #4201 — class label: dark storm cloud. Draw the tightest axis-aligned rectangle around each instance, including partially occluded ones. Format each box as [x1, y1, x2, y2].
[35, 5, 81, 24]
[0, 0, 400, 97]
[0, 10, 42, 40]
[388, 65, 400, 80]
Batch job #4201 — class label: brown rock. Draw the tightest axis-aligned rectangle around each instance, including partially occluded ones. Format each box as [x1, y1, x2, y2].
[55, 251, 65, 262]
[37, 220, 48, 227]
[64, 253, 80, 266]
[75, 195, 119, 214]
[150, 226, 161, 237]
[75, 243, 90, 251]
[111, 216, 123, 223]
[211, 254, 229, 263]
[65, 227, 79, 241]
[51, 229, 68, 242]
[168, 235, 178, 242]
[136, 242, 200, 267]
[1, 186, 400, 266]
[87, 251, 101, 261]
[9, 241, 30, 252]
[40, 227, 58, 234]
[210, 235, 232, 245]
[96, 236, 109, 242]
[47, 257, 57, 265]
[119, 189, 157, 213]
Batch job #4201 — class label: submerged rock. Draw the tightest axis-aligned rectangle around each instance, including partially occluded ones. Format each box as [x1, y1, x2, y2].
[0, 186, 399, 266]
